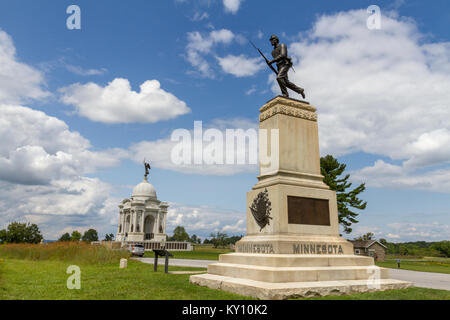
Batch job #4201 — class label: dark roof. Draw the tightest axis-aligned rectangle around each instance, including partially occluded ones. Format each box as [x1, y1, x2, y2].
[350, 240, 387, 249]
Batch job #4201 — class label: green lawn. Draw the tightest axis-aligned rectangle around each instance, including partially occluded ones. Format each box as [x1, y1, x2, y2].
[376, 260, 450, 274]
[302, 287, 450, 300]
[0, 258, 448, 300]
[0, 258, 250, 300]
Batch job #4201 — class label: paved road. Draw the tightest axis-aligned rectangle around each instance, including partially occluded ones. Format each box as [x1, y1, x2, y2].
[387, 268, 450, 291]
[134, 258, 450, 291]
[133, 258, 213, 268]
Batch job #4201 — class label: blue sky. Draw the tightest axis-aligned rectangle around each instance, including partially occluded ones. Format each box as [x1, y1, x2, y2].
[0, 0, 449, 242]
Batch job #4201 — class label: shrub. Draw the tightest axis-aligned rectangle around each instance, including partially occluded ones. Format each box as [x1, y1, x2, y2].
[0, 242, 129, 264]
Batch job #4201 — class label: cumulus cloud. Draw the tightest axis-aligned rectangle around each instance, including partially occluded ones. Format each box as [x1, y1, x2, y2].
[350, 221, 450, 242]
[185, 28, 263, 78]
[217, 54, 264, 77]
[352, 160, 450, 193]
[280, 10, 450, 192]
[0, 29, 126, 239]
[0, 30, 50, 104]
[0, 175, 122, 239]
[186, 28, 258, 78]
[60, 78, 190, 124]
[186, 29, 236, 77]
[0, 105, 129, 238]
[0, 105, 128, 185]
[167, 203, 245, 237]
[223, 0, 243, 14]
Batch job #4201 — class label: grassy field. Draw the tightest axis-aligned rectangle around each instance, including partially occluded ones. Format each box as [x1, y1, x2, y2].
[376, 259, 450, 274]
[1, 243, 448, 300]
[1, 258, 449, 300]
[0, 258, 250, 300]
[303, 287, 450, 300]
[0, 242, 130, 264]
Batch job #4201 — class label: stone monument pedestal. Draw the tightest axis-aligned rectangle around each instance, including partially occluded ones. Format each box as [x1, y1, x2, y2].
[190, 96, 411, 299]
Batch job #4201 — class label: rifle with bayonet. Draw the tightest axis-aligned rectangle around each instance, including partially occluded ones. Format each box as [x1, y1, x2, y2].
[250, 40, 278, 75]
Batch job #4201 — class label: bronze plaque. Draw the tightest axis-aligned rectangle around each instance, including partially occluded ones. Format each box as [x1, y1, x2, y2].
[287, 196, 330, 226]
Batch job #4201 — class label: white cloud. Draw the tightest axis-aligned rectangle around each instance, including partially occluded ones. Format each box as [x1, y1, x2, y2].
[352, 160, 450, 193]
[245, 86, 257, 95]
[350, 221, 449, 242]
[167, 203, 245, 237]
[0, 30, 50, 104]
[223, 0, 243, 14]
[210, 29, 235, 44]
[191, 12, 209, 22]
[60, 78, 190, 124]
[217, 54, 264, 77]
[257, 30, 264, 40]
[0, 105, 127, 185]
[0, 175, 122, 240]
[65, 64, 107, 76]
[279, 10, 450, 192]
[0, 104, 129, 239]
[186, 29, 254, 77]
[386, 222, 449, 241]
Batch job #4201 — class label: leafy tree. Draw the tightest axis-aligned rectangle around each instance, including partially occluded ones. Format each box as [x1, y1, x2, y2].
[0, 229, 7, 244]
[58, 232, 72, 242]
[104, 233, 115, 241]
[190, 234, 201, 244]
[81, 229, 99, 242]
[210, 232, 228, 248]
[171, 226, 190, 242]
[379, 238, 388, 246]
[354, 232, 374, 241]
[0, 222, 43, 244]
[227, 235, 243, 245]
[431, 241, 450, 257]
[320, 155, 367, 234]
[71, 230, 82, 242]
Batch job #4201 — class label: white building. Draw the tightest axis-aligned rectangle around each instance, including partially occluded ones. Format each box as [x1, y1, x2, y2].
[116, 177, 168, 243]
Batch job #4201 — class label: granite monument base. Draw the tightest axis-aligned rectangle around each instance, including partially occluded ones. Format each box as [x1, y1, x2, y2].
[190, 252, 412, 299]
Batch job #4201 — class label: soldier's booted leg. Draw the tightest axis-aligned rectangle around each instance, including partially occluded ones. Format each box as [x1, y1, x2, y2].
[286, 80, 306, 99]
[276, 77, 289, 97]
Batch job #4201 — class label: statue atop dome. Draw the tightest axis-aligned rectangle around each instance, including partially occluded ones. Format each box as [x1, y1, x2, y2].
[144, 159, 151, 181]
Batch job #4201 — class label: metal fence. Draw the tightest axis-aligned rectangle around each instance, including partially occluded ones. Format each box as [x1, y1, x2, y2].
[125, 241, 192, 251]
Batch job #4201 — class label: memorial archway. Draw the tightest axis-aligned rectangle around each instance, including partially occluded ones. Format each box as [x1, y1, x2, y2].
[144, 215, 155, 239]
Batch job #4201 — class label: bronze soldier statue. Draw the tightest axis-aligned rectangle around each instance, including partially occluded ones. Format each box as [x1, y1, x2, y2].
[267, 35, 305, 99]
[144, 160, 151, 180]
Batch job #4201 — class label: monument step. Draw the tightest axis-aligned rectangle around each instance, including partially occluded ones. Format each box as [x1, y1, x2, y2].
[219, 253, 374, 267]
[190, 273, 413, 300]
[208, 263, 390, 283]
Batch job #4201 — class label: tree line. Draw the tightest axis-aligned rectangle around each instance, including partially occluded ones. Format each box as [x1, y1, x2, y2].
[0, 222, 115, 244]
[58, 230, 115, 242]
[167, 226, 242, 248]
[354, 232, 450, 258]
[381, 239, 449, 258]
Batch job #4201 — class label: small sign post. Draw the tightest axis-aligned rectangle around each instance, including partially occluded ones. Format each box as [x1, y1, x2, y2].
[152, 239, 172, 273]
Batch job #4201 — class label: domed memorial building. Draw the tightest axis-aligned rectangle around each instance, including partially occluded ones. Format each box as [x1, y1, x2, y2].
[116, 162, 168, 244]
